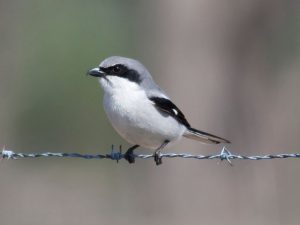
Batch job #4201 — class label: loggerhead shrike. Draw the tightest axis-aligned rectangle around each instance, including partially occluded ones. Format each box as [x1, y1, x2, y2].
[88, 56, 230, 165]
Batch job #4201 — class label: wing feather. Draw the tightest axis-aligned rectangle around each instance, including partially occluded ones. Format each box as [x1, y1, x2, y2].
[149, 96, 190, 127]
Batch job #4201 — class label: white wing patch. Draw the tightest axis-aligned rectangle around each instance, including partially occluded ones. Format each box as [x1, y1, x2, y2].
[172, 109, 178, 115]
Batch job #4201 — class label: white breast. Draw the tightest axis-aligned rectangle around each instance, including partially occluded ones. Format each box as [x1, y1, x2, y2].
[100, 77, 186, 150]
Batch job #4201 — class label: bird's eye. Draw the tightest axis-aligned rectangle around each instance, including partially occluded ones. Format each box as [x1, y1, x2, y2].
[112, 65, 121, 74]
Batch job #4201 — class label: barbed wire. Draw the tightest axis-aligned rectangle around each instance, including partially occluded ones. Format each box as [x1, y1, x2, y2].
[1, 146, 300, 165]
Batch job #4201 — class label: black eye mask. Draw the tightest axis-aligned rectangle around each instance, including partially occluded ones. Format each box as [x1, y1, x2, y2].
[100, 64, 142, 84]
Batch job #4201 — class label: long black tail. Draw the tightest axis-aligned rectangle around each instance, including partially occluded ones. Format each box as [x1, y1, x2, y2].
[183, 127, 230, 144]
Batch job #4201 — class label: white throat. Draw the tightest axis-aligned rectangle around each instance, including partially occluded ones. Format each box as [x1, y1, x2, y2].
[98, 76, 141, 96]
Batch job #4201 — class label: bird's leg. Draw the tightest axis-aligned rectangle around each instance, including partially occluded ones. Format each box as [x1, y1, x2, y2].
[124, 145, 139, 164]
[154, 140, 169, 166]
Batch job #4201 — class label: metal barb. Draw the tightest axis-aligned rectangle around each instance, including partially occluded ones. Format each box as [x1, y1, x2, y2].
[2, 148, 15, 159]
[219, 147, 233, 166]
[108, 145, 123, 162]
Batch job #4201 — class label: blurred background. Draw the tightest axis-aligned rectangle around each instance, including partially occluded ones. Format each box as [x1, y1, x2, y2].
[0, 0, 300, 224]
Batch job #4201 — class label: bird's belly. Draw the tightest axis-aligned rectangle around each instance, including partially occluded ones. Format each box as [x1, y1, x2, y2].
[103, 92, 186, 149]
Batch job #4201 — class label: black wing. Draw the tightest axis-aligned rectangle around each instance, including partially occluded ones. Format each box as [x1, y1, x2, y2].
[149, 96, 191, 128]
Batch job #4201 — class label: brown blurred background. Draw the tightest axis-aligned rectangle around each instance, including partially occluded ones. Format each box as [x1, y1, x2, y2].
[0, 0, 300, 224]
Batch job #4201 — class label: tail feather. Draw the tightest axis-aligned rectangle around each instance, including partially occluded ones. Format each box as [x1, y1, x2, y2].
[183, 127, 230, 144]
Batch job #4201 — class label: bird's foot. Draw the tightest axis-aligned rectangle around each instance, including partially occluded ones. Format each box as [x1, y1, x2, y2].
[153, 151, 163, 166]
[124, 150, 135, 164]
[153, 140, 169, 166]
[124, 145, 139, 164]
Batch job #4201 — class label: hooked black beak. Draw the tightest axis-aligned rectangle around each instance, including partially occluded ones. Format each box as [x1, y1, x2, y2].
[87, 67, 105, 77]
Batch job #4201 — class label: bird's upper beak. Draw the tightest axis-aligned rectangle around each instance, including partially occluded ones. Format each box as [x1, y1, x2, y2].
[87, 67, 105, 77]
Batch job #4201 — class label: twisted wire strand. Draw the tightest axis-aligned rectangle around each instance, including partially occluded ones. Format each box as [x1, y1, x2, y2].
[1, 147, 300, 165]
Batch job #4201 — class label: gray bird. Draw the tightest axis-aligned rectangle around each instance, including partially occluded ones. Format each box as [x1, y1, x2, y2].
[88, 56, 230, 165]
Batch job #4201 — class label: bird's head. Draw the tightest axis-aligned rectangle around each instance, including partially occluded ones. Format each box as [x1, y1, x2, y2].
[88, 56, 153, 94]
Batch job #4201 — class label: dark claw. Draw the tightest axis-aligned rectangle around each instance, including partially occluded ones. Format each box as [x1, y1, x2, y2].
[154, 151, 163, 165]
[124, 145, 139, 164]
[124, 151, 135, 164]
